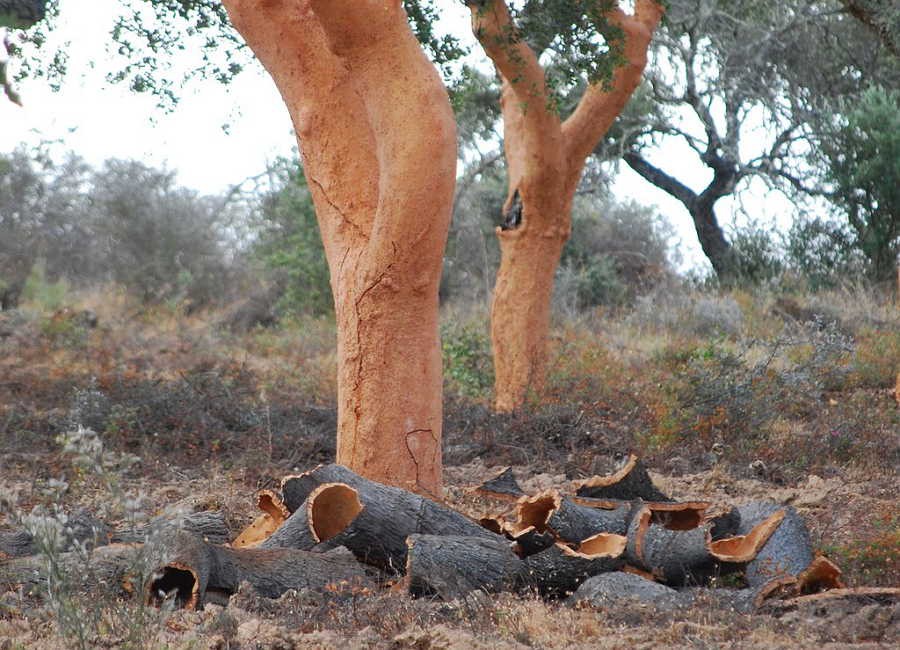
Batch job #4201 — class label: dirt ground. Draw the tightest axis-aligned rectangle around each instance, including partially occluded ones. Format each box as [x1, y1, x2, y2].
[0, 298, 897, 648]
[1, 449, 897, 649]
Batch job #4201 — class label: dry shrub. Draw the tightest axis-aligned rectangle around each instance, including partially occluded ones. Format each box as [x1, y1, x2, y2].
[822, 513, 900, 587]
[851, 327, 900, 389]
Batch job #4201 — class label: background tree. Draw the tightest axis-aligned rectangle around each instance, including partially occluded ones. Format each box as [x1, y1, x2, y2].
[464, 0, 664, 412]
[89, 159, 233, 305]
[818, 86, 900, 285]
[601, 0, 897, 282]
[249, 158, 332, 317]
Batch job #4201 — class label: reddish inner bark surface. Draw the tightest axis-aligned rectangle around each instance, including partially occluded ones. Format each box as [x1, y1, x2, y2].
[222, 0, 456, 496]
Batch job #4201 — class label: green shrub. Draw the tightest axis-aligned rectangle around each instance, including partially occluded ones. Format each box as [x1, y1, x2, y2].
[22, 261, 69, 312]
[441, 321, 494, 399]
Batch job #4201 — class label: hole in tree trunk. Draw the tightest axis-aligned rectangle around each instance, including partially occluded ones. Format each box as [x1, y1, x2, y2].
[148, 565, 199, 610]
[501, 189, 523, 231]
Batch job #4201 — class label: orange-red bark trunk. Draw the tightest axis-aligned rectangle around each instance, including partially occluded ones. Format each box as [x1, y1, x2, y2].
[223, 0, 455, 496]
[468, 0, 663, 412]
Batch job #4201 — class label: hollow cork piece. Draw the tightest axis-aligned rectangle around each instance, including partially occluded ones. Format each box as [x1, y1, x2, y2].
[473, 467, 526, 502]
[260, 483, 362, 551]
[519, 534, 627, 598]
[232, 490, 290, 548]
[575, 455, 671, 502]
[146, 531, 370, 610]
[404, 534, 522, 600]
[625, 505, 719, 586]
[301, 466, 500, 573]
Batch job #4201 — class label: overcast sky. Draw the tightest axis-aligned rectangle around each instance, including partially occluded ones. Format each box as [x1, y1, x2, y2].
[0, 1, 797, 273]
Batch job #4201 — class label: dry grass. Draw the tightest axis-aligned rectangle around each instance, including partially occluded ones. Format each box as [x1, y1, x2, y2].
[1, 283, 898, 648]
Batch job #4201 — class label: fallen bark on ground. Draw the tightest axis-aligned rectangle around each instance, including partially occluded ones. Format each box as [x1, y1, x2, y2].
[473, 467, 526, 502]
[1, 459, 856, 612]
[520, 534, 627, 597]
[0, 509, 228, 558]
[260, 483, 362, 551]
[575, 455, 670, 501]
[147, 532, 372, 610]
[280, 466, 499, 573]
[548, 497, 635, 541]
[405, 534, 521, 599]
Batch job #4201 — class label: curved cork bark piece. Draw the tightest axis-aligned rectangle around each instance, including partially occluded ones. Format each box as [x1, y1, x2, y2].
[759, 587, 900, 614]
[547, 497, 636, 542]
[624, 505, 717, 586]
[474, 467, 526, 502]
[404, 534, 522, 600]
[731, 502, 817, 588]
[519, 535, 626, 598]
[260, 483, 362, 551]
[708, 509, 786, 564]
[509, 491, 558, 532]
[232, 489, 290, 548]
[568, 571, 690, 611]
[146, 532, 370, 610]
[304, 468, 500, 573]
[575, 455, 671, 502]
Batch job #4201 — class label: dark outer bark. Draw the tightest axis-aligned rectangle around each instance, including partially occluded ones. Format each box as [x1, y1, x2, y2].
[405, 534, 522, 600]
[568, 571, 689, 611]
[0, 510, 229, 558]
[734, 502, 814, 588]
[511, 528, 556, 557]
[1, 544, 150, 594]
[475, 467, 526, 502]
[0, 510, 111, 558]
[520, 544, 624, 598]
[113, 511, 230, 546]
[628, 520, 718, 586]
[299, 466, 499, 573]
[569, 573, 765, 613]
[0, 0, 46, 28]
[282, 464, 362, 513]
[575, 457, 670, 501]
[258, 504, 318, 551]
[759, 587, 900, 614]
[623, 151, 736, 280]
[261, 483, 362, 550]
[548, 498, 634, 542]
[147, 532, 370, 609]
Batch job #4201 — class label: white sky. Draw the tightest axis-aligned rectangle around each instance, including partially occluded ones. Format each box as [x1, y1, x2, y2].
[0, 1, 797, 273]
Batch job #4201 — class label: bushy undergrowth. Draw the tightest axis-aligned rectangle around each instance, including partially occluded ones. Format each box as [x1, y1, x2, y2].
[1, 282, 898, 601]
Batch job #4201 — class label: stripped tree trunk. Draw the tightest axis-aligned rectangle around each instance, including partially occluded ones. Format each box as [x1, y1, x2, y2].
[221, 0, 456, 496]
[467, 0, 664, 411]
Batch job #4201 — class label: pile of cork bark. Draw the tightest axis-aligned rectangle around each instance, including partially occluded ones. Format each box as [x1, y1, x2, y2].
[2, 456, 896, 613]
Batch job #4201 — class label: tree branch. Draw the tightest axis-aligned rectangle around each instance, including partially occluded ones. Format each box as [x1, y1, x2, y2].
[466, 0, 552, 121]
[623, 150, 698, 210]
[562, 0, 664, 166]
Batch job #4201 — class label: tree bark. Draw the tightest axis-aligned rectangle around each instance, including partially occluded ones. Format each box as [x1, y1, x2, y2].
[405, 534, 522, 599]
[467, 0, 663, 411]
[623, 151, 737, 280]
[0, 0, 46, 29]
[146, 532, 371, 610]
[221, 0, 455, 496]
